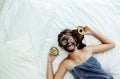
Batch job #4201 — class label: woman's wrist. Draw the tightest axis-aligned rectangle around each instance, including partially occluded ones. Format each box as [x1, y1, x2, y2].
[90, 31, 96, 36]
[48, 59, 53, 63]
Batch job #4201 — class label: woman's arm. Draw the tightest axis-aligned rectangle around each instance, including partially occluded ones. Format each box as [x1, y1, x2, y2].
[47, 61, 54, 79]
[83, 26, 115, 54]
[47, 49, 67, 79]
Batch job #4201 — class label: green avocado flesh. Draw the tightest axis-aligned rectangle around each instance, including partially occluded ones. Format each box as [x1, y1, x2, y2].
[52, 47, 59, 56]
[77, 26, 84, 35]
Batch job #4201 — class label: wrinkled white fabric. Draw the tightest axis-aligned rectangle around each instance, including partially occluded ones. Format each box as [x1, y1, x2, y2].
[0, 0, 120, 79]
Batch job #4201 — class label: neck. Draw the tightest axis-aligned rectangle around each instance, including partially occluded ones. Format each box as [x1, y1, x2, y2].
[68, 47, 80, 59]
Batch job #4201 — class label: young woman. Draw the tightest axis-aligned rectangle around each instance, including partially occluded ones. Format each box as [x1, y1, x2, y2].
[47, 26, 115, 79]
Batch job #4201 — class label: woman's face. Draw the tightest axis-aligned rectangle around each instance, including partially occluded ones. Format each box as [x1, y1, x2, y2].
[60, 35, 76, 52]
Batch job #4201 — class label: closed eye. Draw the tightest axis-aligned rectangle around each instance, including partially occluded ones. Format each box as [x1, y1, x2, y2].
[68, 38, 74, 42]
[62, 40, 67, 46]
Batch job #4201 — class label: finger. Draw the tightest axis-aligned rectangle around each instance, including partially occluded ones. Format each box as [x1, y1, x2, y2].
[50, 47, 53, 50]
[83, 32, 87, 35]
[49, 47, 54, 52]
[48, 53, 51, 56]
[84, 32, 88, 35]
[83, 25, 87, 29]
[83, 26, 88, 31]
[49, 52, 53, 56]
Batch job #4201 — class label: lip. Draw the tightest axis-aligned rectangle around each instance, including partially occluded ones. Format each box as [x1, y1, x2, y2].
[67, 45, 74, 50]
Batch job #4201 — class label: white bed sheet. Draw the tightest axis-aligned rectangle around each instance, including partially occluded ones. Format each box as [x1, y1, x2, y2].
[0, 0, 120, 79]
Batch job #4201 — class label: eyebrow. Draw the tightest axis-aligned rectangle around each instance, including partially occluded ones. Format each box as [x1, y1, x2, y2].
[60, 36, 72, 43]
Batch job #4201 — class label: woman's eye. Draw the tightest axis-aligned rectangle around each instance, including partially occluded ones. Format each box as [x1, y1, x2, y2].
[62, 41, 67, 45]
[70, 38, 72, 41]
[69, 38, 73, 41]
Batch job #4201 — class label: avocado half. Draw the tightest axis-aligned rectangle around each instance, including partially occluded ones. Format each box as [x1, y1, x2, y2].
[77, 26, 84, 35]
[52, 47, 59, 56]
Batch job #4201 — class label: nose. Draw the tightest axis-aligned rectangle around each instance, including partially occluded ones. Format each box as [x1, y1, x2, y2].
[67, 42, 72, 46]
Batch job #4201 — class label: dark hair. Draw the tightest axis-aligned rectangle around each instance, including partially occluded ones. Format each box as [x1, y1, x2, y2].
[58, 29, 86, 49]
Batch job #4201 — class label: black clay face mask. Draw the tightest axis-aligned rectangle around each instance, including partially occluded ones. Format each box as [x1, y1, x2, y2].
[60, 36, 76, 52]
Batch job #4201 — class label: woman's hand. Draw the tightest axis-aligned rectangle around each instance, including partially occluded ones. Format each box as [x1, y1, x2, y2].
[83, 26, 95, 35]
[48, 47, 58, 63]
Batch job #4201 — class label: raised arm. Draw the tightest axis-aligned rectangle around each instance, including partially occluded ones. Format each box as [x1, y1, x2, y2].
[83, 26, 115, 54]
[47, 49, 67, 79]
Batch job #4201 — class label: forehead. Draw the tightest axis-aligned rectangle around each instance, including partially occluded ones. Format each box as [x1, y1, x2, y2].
[60, 35, 73, 41]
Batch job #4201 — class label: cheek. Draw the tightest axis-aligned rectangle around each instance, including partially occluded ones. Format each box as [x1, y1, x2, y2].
[69, 39, 76, 43]
[61, 42, 68, 46]
[71, 40, 76, 45]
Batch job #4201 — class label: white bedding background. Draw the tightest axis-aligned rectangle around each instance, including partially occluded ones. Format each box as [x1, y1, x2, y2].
[0, 0, 120, 79]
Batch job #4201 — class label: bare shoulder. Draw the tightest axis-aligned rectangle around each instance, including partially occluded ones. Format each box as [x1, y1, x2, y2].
[60, 58, 71, 67]
[58, 58, 74, 71]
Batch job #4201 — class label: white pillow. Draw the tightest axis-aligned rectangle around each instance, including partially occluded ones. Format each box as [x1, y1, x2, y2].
[0, 34, 40, 79]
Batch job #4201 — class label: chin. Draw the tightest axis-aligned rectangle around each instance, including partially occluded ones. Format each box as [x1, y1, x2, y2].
[67, 48, 75, 52]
